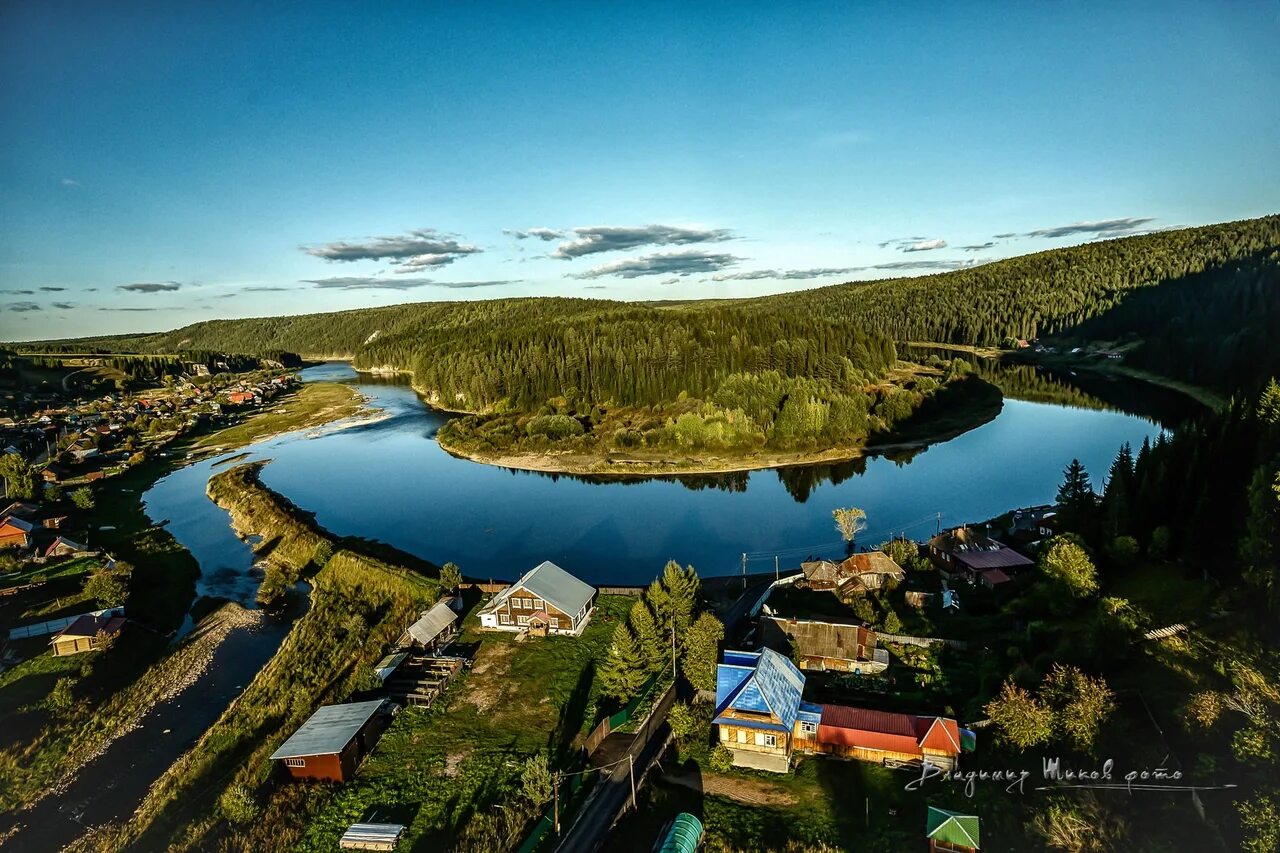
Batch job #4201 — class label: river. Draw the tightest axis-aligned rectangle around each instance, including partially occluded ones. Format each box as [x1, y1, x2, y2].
[143, 361, 1191, 592]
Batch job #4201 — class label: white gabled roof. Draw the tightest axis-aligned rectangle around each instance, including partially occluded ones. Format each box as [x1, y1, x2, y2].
[486, 561, 595, 617]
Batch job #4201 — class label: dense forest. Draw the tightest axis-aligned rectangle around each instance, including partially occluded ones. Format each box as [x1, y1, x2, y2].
[14, 215, 1279, 441]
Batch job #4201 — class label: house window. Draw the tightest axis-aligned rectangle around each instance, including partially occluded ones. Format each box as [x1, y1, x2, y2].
[799, 721, 817, 736]
[284, 758, 306, 767]
[764, 734, 778, 748]
[499, 613, 511, 625]
[719, 727, 729, 741]
[550, 617, 560, 628]
[517, 615, 529, 626]
[530, 598, 543, 609]
[736, 729, 747, 744]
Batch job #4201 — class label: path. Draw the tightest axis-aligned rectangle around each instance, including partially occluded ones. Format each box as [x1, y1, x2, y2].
[555, 682, 678, 853]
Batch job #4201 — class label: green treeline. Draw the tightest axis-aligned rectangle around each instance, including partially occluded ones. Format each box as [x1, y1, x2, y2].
[16, 215, 1280, 414]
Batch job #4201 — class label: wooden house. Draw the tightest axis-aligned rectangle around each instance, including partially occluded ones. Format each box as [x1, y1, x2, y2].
[759, 616, 889, 674]
[0, 514, 36, 549]
[51, 612, 125, 656]
[928, 527, 1032, 585]
[713, 649, 818, 773]
[270, 699, 395, 783]
[478, 560, 596, 636]
[800, 551, 905, 594]
[813, 705, 961, 771]
[714, 649, 962, 773]
[926, 806, 981, 852]
[838, 551, 906, 591]
[44, 536, 91, 559]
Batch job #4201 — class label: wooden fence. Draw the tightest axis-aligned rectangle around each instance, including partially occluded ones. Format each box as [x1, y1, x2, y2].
[877, 632, 969, 650]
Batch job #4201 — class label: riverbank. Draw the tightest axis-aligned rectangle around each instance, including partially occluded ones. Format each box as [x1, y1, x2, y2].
[88, 462, 439, 852]
[435, 375, 1004, 477]
[190, 380, 375, 455]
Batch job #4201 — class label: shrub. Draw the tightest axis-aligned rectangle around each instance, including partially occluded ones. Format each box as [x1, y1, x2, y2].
[525, 414, 584, 441]
[709, 744, 734, 773]
[219, 784, 260, 825]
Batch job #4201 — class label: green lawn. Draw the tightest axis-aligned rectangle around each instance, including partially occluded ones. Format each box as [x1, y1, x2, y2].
[0, 555, 100, 590]
[295, 595, 633, 852]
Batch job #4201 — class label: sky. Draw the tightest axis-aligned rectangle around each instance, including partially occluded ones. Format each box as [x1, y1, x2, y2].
[2, 1, 1278, 341]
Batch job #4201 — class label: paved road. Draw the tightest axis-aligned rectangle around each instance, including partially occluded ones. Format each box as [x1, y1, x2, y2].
[555, 682, 678, 853]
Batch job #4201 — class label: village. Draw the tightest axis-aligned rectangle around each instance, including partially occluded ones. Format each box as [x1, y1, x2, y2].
[0, 358, 1233, 852]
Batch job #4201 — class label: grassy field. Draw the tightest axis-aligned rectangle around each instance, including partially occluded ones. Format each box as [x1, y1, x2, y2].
[0, 555, 100, 590]
[193, 381, 368, 451]
[294, 594, 633, 852]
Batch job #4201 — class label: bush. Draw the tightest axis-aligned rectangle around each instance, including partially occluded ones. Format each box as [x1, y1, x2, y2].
[219, 784, 260, 825]
[70, 487, 95, 511]
[525, 414, 585, 441]
[1109, 535, 1139, 561]
[709, 744, 734, 773]
[48, 677, 76, 713]
[84, 569, 129, 607]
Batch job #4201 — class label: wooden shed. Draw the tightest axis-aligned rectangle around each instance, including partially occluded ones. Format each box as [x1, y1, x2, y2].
[270, 699, 395, 783]
[51, 612, 125, 656]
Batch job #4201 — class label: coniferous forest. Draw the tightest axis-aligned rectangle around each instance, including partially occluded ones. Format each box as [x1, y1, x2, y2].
[15, 215, 1280, 459]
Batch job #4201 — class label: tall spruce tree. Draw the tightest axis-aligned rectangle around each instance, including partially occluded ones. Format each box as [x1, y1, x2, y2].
[599, 623, 647, 702]
[1056, 458, 1097, 538]
[628, 599, 666, 673]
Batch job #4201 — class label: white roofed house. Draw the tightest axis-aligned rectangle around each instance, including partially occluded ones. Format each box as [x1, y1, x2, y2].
[478, 560, 596, 636]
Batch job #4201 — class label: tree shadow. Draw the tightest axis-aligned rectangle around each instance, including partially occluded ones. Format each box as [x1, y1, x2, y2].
[549, 660, 595, 764]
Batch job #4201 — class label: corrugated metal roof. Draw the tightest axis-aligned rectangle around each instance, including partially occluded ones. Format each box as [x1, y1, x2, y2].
[485, 561, 595, 618]
[713, 648, 805, 731]
[952, 546, 1033, 570]
[407, 600, 458, 646]
[373, 652, 408, 683]
[820, 704, 917, 737]
[761, 617, 874, 663]
[926, 807, 980, 848]
[270, 699, 387, 760]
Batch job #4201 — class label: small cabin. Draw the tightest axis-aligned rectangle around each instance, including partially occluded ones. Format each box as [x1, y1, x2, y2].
[51, 612, 125, 656]
[270, 699, 395, 783]
[398, 597, 459, 653]
[478, 561, 596, 636]
[760, 617, 889, 674]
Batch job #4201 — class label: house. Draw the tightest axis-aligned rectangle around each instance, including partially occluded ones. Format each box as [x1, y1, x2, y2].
[398, 597, 459, 653]
[0, 514, 37, 549]
[838, 551, 906, 591]
[926, 806, 981, 852]
[1005, 505, 1059, 552]
[713, 648, 817, 772]
[44, 536, 91, 559]
[51, 612, 126, 656]
[759, 616, 889, 674]
[270, 699, 395, 782]
[714, 649, 962, 773]
[478, 560, 596, 635]
[815, 704, 961, 771]
[41, 464, 70, 483]
[227, 391, 255, 405]
[799, 551, 905, 594]
[928, 527, 1033, 585]
[799, 559, 843, 591]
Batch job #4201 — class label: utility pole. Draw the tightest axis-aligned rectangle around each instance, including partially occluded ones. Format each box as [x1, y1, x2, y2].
[774, 555, 779, 581]
[671, 623, 676, 674]
[936, 512, 941, 536]
[553, 772, 560, 835]
[741, 552, 747, 593]
[628, 752, 636, 811]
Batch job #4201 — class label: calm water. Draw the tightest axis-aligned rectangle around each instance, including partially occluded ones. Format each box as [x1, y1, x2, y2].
[144, 362, 1181, 591]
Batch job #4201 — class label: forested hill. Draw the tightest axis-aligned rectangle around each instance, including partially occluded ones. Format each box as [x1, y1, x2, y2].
[20, 214, 1280, 408]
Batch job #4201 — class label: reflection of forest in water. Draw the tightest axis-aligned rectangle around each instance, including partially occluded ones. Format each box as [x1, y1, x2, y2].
[495, 358, 1200, 502]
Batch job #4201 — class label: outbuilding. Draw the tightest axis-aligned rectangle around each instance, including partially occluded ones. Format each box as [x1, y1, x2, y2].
[270, 699, 395, 783]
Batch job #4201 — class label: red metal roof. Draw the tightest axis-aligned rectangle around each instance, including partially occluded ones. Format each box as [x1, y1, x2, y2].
[917, 717, 962, 753]
[820, 704, 916, 736]
[816, 705, 961, 756]
[978, 567, 1011, 584]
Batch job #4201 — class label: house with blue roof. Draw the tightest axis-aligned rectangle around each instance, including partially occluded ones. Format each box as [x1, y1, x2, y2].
[714, 648, 964, 773]
[713, 648, 822, 772]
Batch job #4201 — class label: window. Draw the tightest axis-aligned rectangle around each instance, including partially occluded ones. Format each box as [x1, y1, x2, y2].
[517, 615, 529, 625]
[719, 727, 729, 741]
[499, 613, 511, 625]
[550, 617, 560, 628]
[284, 758, 306, 767]
[799, 721, 817, 736]
[530, 597, 543, 609]
[764, 734, 778, 748]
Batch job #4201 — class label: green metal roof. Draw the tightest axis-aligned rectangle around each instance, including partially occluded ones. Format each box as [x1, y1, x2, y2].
[926, 806, 980, 849]
[658, 812, 704, 853]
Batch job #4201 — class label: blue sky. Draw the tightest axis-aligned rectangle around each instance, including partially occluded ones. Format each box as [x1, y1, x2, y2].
[2, 1, 1278, 340]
